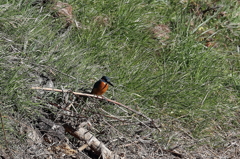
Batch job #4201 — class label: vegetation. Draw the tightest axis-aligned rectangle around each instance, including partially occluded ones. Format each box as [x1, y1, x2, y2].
[0, 0, 240, 158]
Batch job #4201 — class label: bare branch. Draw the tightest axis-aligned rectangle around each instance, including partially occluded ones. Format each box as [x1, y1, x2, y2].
[63, 124, 123, 159]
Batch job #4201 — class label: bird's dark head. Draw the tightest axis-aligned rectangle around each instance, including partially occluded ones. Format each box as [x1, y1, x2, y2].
[101, 76, 114, 86]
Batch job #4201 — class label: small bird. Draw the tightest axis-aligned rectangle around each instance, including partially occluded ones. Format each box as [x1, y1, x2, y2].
[91, 76, 114, 95]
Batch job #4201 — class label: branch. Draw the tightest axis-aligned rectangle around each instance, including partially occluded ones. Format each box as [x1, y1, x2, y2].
[63, 124, 123, 159]
[31, 87, 151, 121]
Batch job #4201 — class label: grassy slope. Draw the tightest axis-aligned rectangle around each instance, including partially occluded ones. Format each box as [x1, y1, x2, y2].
[1, 0, 240, 151]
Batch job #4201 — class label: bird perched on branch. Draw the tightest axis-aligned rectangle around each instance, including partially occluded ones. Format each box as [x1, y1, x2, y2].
[91, 76, 114, 95]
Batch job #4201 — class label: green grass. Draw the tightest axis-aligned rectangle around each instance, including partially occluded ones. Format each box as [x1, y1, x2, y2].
[0, 0, 240, 151]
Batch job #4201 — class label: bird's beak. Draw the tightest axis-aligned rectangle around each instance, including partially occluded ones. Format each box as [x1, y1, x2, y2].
[107, 81, 114, 87]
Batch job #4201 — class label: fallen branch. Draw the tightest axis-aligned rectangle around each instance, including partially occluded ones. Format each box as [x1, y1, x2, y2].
[63, 124, 123, 159]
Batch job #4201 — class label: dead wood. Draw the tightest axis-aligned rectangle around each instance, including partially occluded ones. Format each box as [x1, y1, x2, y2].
[63, 124, 123, 159]
[28, 86, 171, 158]
[31, 87, 152, 121]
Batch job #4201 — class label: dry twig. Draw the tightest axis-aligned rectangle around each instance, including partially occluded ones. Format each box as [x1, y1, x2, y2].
[31, 87, 152, 121]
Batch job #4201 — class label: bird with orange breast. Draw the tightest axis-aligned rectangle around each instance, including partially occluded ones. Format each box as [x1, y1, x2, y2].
[91, 76, 114, 95]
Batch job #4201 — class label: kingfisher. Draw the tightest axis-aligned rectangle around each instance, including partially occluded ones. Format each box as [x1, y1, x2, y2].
[91, 76, 114, 95]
